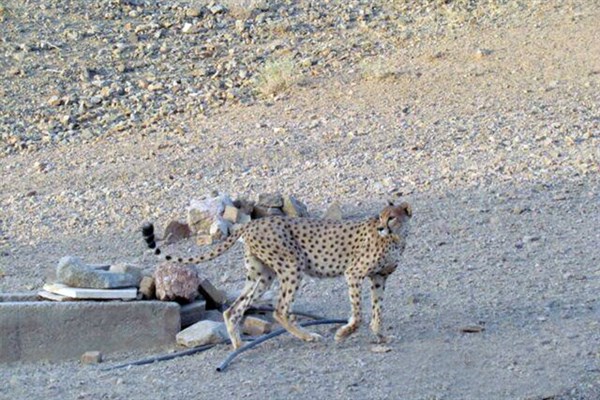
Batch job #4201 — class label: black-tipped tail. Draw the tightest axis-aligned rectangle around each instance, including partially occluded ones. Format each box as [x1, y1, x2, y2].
[142, 222, 156, 249]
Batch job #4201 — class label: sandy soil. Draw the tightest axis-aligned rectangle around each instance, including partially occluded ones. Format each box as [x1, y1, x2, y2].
[0, 1, 599, 399]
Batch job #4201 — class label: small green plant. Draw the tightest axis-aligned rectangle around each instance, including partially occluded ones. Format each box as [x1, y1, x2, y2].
[254, 56, 298, 98]
[358, 57, 401, 81]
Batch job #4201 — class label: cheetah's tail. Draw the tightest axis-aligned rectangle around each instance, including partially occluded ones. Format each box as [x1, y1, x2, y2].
[141, 222, 244, 264]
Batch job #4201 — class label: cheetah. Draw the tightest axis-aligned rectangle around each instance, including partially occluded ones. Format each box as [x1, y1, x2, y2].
[142, 201, 412, 349]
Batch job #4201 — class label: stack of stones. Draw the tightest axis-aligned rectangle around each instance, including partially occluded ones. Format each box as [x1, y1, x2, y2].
[186, 192, 309, 246]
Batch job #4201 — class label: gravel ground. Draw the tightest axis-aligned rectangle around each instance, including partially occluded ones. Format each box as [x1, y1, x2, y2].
[1, 1, 599, 399]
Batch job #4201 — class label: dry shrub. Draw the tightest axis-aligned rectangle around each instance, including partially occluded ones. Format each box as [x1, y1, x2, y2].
[221, 0, 268, 20]
[359, 57, 402, 81]
[254, 56, 299, 98]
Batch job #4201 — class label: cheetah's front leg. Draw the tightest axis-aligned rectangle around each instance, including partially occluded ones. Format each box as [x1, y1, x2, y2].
[335, 269, 364, 342]
[369, 273, 390, 343]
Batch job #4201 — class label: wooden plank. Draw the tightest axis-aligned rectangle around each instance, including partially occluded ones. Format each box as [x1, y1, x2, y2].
[43, 283, 137, 300]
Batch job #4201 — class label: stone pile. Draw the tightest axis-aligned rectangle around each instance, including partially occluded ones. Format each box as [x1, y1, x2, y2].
[35, 192, 315, 351]
[183, 192, 308, 246]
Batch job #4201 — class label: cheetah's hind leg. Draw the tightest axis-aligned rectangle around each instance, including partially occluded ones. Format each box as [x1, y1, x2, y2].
[272, 264, 322, 343]
[223, 255, 274, 349]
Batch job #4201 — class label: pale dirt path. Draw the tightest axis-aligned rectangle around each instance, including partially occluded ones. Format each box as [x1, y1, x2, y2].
[0, 3, 599, 400]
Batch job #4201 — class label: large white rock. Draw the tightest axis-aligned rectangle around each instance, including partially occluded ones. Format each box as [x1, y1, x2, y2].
[176, 320, 228, 347]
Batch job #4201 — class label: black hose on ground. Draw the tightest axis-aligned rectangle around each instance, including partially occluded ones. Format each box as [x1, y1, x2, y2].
[100, 310, 341, 372]
[216, 318, 347, 373]
[100, 343, 219, 371]
[246, 306, 326, 321]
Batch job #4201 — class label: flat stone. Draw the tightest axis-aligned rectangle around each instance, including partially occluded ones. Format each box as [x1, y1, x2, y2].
[176, 320, 228, 347]
[282, 195, 308, 217]
[57, 256, 139, 289]
[0, 301, 179, 363]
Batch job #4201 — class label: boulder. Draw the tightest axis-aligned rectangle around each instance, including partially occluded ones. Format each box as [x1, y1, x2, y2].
[154, 263, 200, 303]
[56, 256, 139, 289]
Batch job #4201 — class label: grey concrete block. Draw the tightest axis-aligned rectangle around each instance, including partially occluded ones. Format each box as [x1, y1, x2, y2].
[0, 292, 39, 302]
[0, 301, 180, 363]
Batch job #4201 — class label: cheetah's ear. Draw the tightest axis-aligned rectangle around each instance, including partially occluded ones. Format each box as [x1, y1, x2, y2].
[399, 202, 412, 218]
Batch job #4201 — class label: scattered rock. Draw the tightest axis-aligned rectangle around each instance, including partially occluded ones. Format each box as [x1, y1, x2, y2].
[474, 48, 493, 59]
[187, 195, 232, 234]
[460, 325, 485, 333]
[196, 235, 215, 246]
[208, 4, 227, 15]
[209, 218, 232, 240]
[56, 256, 139, 289]
[47, 95, 63, 107]
[181, 23, 196, 34]
[185, 8, 202, 18]
[222, 205, 242, 224]
[163, 220, 191, 244]
[80, 351, 103, 364]
[153, 263, 200, 303]
[282, 195, 309, 217]
[512, 206, 530, 215]
[242, 316, 273, 336]
[257, 192, 284, 208]
[176, 320, 228, 347]
[323, 202, 343, 220]
[523, 235, 541, 243]
[370, 345, 392, 353]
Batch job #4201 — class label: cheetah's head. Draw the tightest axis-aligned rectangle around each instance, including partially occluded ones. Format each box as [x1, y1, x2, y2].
[377, 201, 412, 238]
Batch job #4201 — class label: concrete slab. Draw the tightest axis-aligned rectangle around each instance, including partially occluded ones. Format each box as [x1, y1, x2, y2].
[0, 301, 180, 363]
[0, 292, 39, 302]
